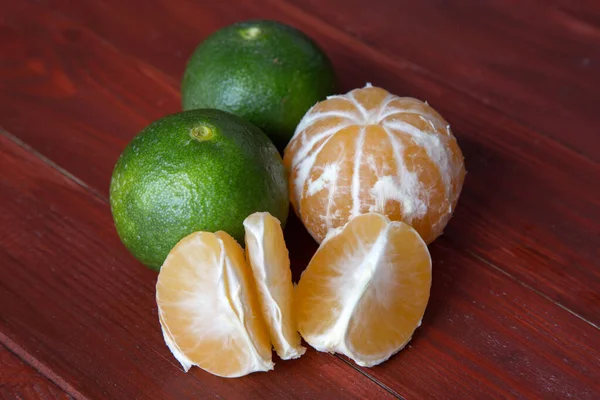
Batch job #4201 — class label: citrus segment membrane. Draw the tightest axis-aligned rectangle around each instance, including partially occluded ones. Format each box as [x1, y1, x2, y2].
[295, 213, 432, 367]
[156, 231, 273, 378]
[244, 212, 306, 360]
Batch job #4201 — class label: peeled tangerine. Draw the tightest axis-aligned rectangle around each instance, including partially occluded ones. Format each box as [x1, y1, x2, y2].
[295, 213, 432, 367]
[156, 212, 303, 378]
[284, 84, 466, 244]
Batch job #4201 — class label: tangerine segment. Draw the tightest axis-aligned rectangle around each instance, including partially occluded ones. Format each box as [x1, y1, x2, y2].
[295, 213, 431, 367]
[244, 212, 306, 360]
[284, 84, 465, 244]
[156, 231, 273, 378]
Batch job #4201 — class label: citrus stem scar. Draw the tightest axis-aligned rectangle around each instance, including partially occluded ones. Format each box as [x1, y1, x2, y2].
[240, 26, 261, 40]
[190, 125, 214, 141]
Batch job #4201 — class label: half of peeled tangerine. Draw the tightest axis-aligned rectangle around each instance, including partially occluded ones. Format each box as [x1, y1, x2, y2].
[156, 230, 274, 378]
[295, 213, 432, 367]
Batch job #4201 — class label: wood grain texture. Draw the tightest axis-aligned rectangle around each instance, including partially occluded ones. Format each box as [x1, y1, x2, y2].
[3, 131, 599, 399]
[0, 133, 397, 400]
[0, 345, 71, 400]
[28, 0, 600, 158]
[285, 0, 600, 161]
[1, 0, 600, 398]
[285, 217, 600, 399]
[0, 1, 180, 199]
[3, 0, 599, 324]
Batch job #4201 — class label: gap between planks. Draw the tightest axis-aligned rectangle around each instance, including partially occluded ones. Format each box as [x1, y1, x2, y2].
[0, 331, 83, 400]
[335, 355, 406, 400]
[467, 250, 600, 331]
[0, 249, 209, 400]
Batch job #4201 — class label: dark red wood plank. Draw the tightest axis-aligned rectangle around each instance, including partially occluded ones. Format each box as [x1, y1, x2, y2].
[286, 217, 600, 399]
[285, 0, 600, 161]
[4, 128, 600, 399]
[27, 0, 600, 161]
[0, 1, 180, 199]
[373, 238, 600, 399]
[0, 133, 397, 399]
[0, 345, 71, 400]
[2, 0, 599, 325]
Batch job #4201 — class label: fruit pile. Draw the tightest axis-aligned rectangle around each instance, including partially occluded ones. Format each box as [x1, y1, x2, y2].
[109, 20, 465, 377]
[157, 213, 304, 377]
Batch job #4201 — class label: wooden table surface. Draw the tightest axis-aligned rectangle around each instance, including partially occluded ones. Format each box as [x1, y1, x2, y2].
[1, 0, 599, 399]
